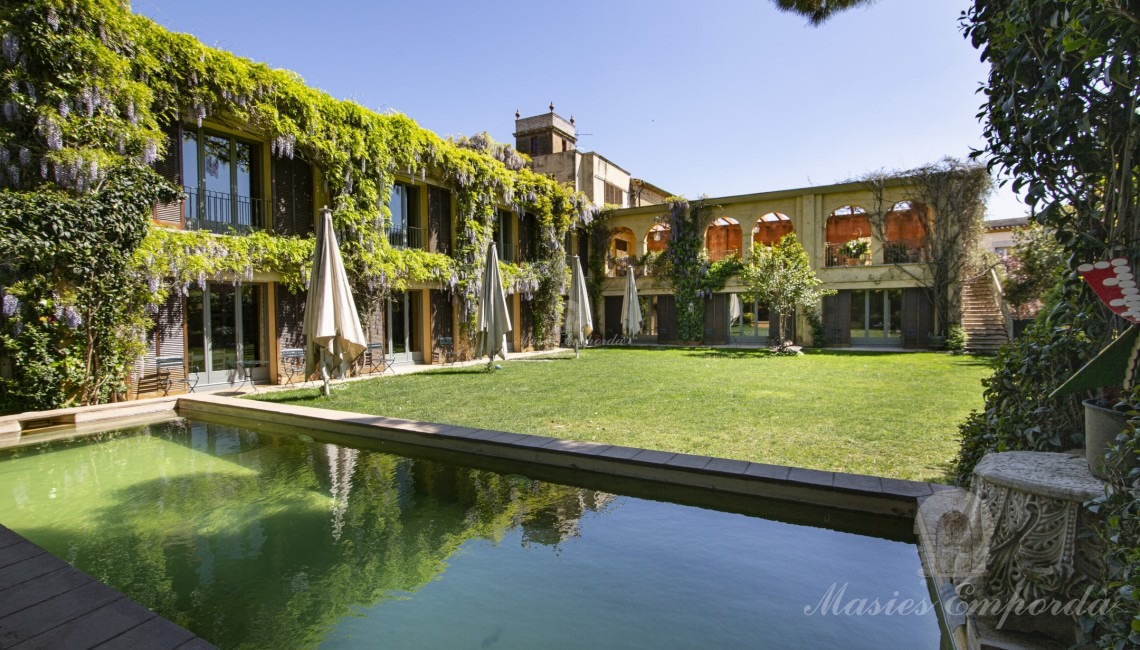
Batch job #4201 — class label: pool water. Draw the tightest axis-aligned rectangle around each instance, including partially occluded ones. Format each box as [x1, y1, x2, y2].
[0, 419, 946, 649]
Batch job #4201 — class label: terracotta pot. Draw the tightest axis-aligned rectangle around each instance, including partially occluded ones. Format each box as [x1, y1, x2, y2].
[1083, 399, 1138, 480]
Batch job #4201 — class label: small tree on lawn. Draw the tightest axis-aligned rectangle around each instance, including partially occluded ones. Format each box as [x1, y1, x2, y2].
[741, 234, 834, 351]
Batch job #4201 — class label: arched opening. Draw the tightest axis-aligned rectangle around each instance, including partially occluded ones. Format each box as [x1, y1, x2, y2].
[646, 223, 670, 253]
[883, 201, 928, 263]
[825, 205, 871, 266]
[752, 212, 794, 247]
[705, 217, 742, 261]
[609, 227, 636, 275]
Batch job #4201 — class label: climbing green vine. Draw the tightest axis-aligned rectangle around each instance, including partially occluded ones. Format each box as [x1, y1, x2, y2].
[661, 198, 741, 341]
[0, 0, 593, 409]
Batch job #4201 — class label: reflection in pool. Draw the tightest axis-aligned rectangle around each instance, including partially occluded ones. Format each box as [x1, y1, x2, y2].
[0, 419, 945, 649]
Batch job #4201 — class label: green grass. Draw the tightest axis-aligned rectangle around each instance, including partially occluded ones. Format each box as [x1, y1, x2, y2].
[254, 348, 993, 482]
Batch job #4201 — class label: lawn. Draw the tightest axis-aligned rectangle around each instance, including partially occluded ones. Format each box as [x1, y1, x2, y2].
[254, 348, 993, 483]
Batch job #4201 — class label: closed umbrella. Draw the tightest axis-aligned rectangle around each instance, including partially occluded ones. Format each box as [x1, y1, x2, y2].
[304, 206, 367, 396]
[474, 242, 512, 369]
[564, 255, 593, 358]
[620, 267, 642, 340]
[729, 294, 743, 325]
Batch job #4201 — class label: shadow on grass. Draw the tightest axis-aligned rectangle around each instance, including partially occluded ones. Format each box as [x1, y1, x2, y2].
[512, 355, 577, 362]
[682, 349, 778, 360]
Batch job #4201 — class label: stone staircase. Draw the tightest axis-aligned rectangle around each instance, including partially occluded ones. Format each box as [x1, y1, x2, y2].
[961, 274, 1010, 354]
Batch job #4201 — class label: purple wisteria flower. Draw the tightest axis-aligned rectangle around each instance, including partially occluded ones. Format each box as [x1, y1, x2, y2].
[2, 294, 20, 318]
[59, 305, 82, 329]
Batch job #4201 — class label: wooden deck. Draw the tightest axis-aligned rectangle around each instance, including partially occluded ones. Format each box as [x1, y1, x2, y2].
[0, 525, 213, 649]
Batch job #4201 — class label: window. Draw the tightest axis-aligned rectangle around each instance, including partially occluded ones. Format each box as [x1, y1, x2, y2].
[615, 239, 629, 254]
[387, 183, 421, 248]
[604, 182, 624, 206]
[530, 136, 538, 155]
[495, 210, 514, 262]
[181, 127, 263, 232]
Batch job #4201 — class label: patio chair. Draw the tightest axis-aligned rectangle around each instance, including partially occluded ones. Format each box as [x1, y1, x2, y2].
[280, 348, 305, 386]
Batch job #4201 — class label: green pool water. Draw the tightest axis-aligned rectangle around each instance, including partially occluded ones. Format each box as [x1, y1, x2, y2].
[0, 419, 947, 649]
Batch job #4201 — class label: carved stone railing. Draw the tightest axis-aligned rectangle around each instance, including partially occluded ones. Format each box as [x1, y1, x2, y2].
[920, 451, 1106, 647]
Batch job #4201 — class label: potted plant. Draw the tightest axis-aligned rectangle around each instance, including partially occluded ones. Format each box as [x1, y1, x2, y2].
[1051, 258, 1140, 479]
[839, 239, 869, 264]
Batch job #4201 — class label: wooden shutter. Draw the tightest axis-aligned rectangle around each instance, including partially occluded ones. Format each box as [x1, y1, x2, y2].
[137, 290, 186, 396]
[657, 295, 677, 343]
[702, 294, 728, 344]
[823, 292, 852, 346]
[431, 290, 453, 341]
[902, 288, 933, 348]
[604, 296, 623, 339]
[427, 186, 452, 255]
[519, 214, 537, 262]
[153, 122, 183, 227]
[276, 284, 306, 352]
[272, 157, 314, 236]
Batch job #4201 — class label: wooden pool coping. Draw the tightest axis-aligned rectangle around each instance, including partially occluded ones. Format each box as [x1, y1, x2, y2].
[0, 524, 214, 649]
[0, 394, 953, 648]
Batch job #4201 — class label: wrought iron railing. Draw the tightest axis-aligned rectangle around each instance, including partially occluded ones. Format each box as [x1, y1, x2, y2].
[183, 186, 268, 233]
[387, 225, 424, 249]
[883, 239, 928, 264]
[825, 241, 873, 267]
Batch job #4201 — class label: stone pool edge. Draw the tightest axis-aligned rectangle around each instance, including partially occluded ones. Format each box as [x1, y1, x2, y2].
[176, 394, 949, 518]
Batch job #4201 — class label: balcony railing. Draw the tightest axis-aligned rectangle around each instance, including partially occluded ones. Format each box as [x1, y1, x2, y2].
[883, 239, 927, 264]
[825, 241, 873, 267]
[184, 186, 268, 234]
[388, 225, 423, 249]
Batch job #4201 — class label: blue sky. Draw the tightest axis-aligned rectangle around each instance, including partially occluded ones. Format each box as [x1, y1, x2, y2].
[133, 0, 1024, 219]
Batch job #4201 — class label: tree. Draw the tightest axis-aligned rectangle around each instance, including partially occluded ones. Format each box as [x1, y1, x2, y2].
[1000, 222, 1065, 319]
[773, 0, 877, 25]
[740, 234, 834, 350]
[862, 159, 991, 336]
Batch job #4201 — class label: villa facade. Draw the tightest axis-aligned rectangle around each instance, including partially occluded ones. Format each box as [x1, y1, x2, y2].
[141, 118, 559, 395]
[135, 106, 937, 398]
[596, 181, 936, 349]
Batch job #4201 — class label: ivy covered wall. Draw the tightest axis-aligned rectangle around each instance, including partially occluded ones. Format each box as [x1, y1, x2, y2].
[0, 0, 594, 411]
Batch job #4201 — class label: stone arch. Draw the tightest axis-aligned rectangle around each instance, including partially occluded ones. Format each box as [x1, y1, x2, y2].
[883, 201, 928, 263]
[752, 212, 794, 247]
[705, 217, 742, 261]
[646, 223, 670, 253]
[825, 205, 871, 266]
[609, 227, 636, 274]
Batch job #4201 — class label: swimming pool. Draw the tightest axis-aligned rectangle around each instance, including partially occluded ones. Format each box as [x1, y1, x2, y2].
[0, 417, 948, 648]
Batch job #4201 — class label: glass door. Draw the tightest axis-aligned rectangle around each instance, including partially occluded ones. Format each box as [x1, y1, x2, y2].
[188, 283, 268, 387]
[728, 294, 770, 344]
[850, 289, 903, 346]
[387, 293, 414, 364]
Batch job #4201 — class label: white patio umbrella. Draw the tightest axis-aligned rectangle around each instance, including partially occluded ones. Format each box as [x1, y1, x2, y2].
[474, 242, 512, 369]
[304, 206, 367, 396]
[729, 294, 743, 325]
[564, 255, 593, 358]
[620, 267, 642, 340]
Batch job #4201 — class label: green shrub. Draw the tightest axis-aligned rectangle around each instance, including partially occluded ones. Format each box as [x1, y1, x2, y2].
[945, 324, 967, 354]
[1086, 390, 1140, 647]
[953, 298, 1103, 484]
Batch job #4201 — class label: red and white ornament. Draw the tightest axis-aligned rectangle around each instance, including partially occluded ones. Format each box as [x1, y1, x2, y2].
[1077, 258, 1140, 324]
